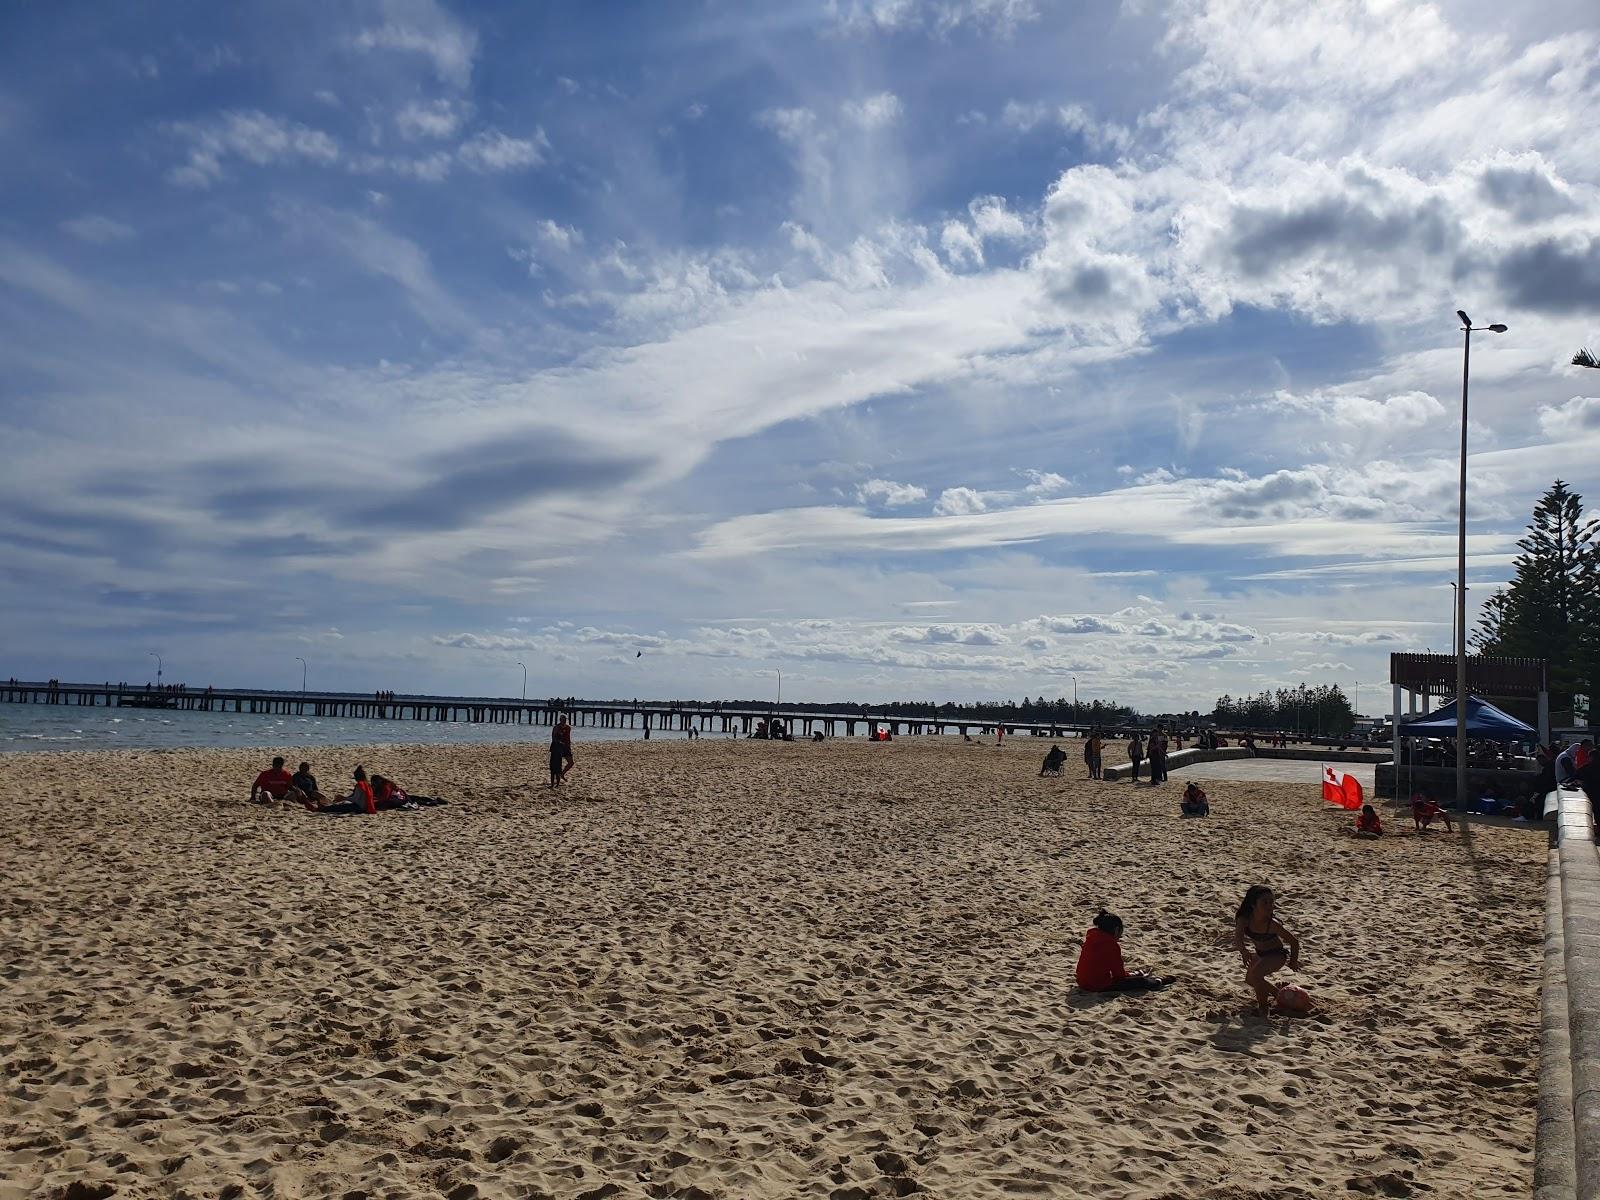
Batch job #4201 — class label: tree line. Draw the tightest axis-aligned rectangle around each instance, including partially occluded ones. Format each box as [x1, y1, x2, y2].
[1211, 684, 1354, 734]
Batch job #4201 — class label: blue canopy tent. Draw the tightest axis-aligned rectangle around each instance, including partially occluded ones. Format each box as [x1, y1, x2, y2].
[1400, 694, 1536, 741]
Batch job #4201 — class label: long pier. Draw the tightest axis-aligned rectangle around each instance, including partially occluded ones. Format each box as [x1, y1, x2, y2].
[0, 681, 1086, 739]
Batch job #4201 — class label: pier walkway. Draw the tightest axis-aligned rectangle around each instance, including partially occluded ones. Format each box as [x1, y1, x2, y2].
[1, 681, 1082, 740]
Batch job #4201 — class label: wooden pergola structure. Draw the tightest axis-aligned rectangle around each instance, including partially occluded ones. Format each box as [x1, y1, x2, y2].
[1388, 652, 1549, 759]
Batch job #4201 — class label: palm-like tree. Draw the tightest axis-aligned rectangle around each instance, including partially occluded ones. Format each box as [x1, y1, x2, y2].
[1576, 348, 1600, 369]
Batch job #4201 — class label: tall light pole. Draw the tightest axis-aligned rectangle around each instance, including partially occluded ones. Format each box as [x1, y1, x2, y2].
[1455, 309, 1508, 807]
[775, 667, 782, 709]
[149, 651, 162, 688]
[1072, 675, 1078, 727]
[516, 661, 527, 700]
[295, 655, 307, 694]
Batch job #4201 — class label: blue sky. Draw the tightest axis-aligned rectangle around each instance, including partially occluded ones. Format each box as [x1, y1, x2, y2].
[3, 0, 1599, 710]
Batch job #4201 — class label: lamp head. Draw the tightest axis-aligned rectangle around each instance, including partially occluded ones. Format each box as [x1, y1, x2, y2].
[1488, 323, 1508, 333]
[1456, 309, 1471, 326]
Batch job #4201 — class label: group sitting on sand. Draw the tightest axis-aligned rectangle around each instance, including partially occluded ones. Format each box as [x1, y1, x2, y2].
[249, 756, 447, 814]
[1075, 884, 1309, 1017]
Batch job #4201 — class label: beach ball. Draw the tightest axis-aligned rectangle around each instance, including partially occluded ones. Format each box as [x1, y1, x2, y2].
[1275, 983, 1312, 1012]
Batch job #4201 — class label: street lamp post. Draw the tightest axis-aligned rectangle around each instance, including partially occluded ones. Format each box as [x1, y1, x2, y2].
[1072, 675, 1078, 727]
[775, 668, 782, 709]
[516, 661, 527, 700]
[295, 656, 307, 694]
[1455, 309, 1508, 808]
[149, 651, 162, 689]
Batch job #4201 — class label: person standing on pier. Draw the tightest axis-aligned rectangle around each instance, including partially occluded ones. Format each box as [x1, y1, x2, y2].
[550, 716, 574, 786]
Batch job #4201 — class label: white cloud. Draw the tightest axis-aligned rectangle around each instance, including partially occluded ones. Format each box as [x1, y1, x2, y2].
[351, 0, 478, 89]
[1001, 101, 1129, 153]
[969, 195, 1028, 242]
[940, 196, 1031, 269]
[843, 92, 903, 130]
[536, 219, 582, 251]
[60, 215, 135, 244]
[1272, 389, 1446, 433]
[933, 486, 988, 515]
[940, 220, 983, 267]
[1539, 395, 1600, 438]
[1020, 469, 1068, 497]
[692, 456, 1526, 564]
[167, 110, 339, 187]
[457, 127, 548, 173]
[857, 478, 928, 507]
[395, 98, 469, 140]
[828, 0, 1040, 35]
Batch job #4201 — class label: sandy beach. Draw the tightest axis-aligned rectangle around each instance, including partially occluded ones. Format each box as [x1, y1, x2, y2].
[0, 737, 1544, 1199]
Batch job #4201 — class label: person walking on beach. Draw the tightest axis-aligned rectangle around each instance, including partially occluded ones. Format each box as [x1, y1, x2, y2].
[1087, 730, 1104, 779]
[1127, 732, 1144, 782]
[550, 716, 574, 787]
[1234, 885, 1301, 1015]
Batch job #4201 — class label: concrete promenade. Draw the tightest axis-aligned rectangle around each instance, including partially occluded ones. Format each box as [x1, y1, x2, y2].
[1540, 785, 1600, 1200]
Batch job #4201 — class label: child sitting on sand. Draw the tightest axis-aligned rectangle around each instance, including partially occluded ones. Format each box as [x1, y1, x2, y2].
[1075, 910, 1177, 992]
[1411, 790, 1455, 832]
[1180, 782, 1210, 817]
[1355, 804, 1383, 837]
[1234, 886, 1301, 1015]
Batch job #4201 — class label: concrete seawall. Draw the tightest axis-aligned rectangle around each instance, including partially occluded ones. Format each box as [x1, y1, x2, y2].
[1100, 747, 1249, 781]
[1540, 785, 1600, 1199]
[1099, 746, 1389, 782]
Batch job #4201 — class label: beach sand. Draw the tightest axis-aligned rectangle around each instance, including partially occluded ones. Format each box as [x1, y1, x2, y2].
[0, 738, 1544, 1199]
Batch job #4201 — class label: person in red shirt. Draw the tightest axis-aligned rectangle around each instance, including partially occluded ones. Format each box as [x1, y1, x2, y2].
[1410, 789, 1454, 833]
[250, 756, 305, 805]
[1355, 803, 1384, 837]
[309, 766, 375, 814]
[372, 774, 409, 810]
[1075, 911, 1175, 992]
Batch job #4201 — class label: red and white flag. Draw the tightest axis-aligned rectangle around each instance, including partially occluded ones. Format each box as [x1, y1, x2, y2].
[1322, 764, 1364, 810]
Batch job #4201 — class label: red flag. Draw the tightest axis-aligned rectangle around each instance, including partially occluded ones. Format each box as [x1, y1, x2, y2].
[1322, 764, 1363, 810]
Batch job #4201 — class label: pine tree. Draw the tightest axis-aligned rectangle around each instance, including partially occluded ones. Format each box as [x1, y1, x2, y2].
[1472, 480, 1600, 711]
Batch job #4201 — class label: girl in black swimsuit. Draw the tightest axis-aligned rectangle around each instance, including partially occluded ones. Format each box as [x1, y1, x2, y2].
[1234, 885, 1301, 1015]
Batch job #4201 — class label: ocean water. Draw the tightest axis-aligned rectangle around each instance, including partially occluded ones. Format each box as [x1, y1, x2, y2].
[0, 701, 709, 753]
